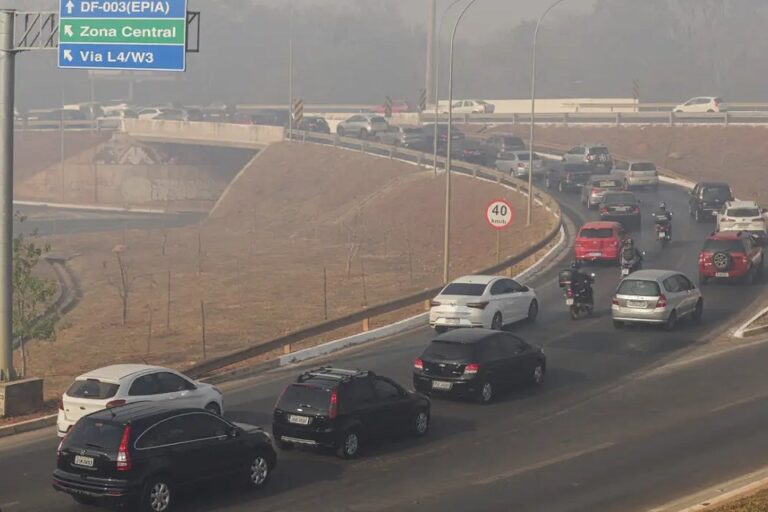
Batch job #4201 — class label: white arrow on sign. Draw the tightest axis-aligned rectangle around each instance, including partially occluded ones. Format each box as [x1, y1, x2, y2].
[64, 25, 73, 37]
[65, 0, 74, 14]
[63, 49, 73, 62]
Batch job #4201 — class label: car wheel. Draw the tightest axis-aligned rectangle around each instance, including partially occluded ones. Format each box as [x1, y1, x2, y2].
[527, 300, 539, 322]
[337, 126, 345, 137]
[204, 402, 221, 415]
[413, 410, 430, 437]
[612, 320, 624, 329]
[693, 299, 703, 323]
[477, 381, 494, 404]
[246, 452, 272, 490]
[664, 311, 677, 331]
[491, 312, 503, 330]
[531, 363, 545, 386]
[337, 430, 361, 459]
[140, 478, 172, 512]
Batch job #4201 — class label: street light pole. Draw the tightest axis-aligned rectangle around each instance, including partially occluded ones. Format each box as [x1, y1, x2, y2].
[287, 4, 294, 141]
[443, 0, 479, 284]
[0, 10, 14, 381]
[528, 0, 567, 227]
[433, 0, 465, 176]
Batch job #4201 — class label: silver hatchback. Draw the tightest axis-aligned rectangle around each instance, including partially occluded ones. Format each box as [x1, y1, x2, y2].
[336, 114, 389, 139]
[611, 269, 703, 330]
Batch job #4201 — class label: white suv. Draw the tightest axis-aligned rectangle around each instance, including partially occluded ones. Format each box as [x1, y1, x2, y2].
[57, 364, 223, 437]
[673, 96, 727, 113]
[717, 200, 767, 235]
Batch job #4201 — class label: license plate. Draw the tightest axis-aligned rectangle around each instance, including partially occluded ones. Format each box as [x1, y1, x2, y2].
[288, 415, 311, 425]
[621, 268, 630, 276]
[715, 272, 729, 278]
[658, 232, 666, 239]
[627, 300, 647, 309]
[589, 252, 602, 257]
[73, 455, 94, 467]
[432, 380, 452, 390]
[565, 298, 574, 306]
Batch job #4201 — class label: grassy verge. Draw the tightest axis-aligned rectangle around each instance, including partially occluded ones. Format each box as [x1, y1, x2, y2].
[709, 488, 768, 511]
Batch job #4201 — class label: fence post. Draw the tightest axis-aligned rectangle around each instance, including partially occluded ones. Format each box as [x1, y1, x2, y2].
[615, 112, 621, 127]
[362, 318, 370, 332]
[511, 113, 517, 125]
[563, 113, 569, 127]
[669, 111, 675, 127]
[724, 112, 729, 127]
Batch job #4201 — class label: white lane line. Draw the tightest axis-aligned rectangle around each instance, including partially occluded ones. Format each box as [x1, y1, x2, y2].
[0, 502, 21, 509]
[710, 392, 768, 414]
[473, 441, 615, 486]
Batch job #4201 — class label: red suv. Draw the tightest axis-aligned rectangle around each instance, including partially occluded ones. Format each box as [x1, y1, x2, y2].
[699, 231, 764, 284]
[574, 221, 623, 264]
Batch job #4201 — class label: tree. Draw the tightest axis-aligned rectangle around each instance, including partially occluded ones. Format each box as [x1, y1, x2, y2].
[13, 214, 58, 377]
[107, 245, 136, 327]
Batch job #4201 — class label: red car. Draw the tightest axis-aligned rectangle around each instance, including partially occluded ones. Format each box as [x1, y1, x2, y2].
[373, 99, 414, 115]
[574, 221, 623, 263]
[698, 231, 764, 284]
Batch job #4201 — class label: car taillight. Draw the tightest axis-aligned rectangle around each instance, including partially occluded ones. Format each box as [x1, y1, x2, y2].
[600, 207, 609, 214]
[464, 363, 480, 375]
[430, 300, 441, 307]
[634, 207, 641, 214]
[591, 188, 600, 195]
[106, 399, 126, 409]
[57, 432, 68, 458]
[116, 425, 132, 471]
[611, 296, 619, 305]
[655, 294, 668, 309]
[414, 358, 424, 371]
[566, 287, 574, 298]
[329, 389, 338, 419]
[466, 301, 489, 309]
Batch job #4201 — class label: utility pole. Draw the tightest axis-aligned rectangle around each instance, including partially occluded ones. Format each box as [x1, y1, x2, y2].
[0, 10, 14, 381]
[287, 3, 294, 141]
[425, 0, 436, 105]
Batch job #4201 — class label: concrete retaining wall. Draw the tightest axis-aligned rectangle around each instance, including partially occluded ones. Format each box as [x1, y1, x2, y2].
[123, 119, 285, 148]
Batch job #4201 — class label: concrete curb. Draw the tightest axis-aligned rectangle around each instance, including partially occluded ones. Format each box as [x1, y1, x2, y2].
[733, 304, 768, 338]
[14, 200, 168, 215]
[0, 414, 56, 439]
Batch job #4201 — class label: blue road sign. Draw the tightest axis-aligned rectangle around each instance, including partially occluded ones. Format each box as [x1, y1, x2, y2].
[58, 0, 188, 72]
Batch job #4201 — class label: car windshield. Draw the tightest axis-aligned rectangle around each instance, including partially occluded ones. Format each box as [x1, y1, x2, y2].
[66, 379, 120, 400]
[277, 384, 332, 411]
[617, 279, 661, 297]
[440, 283, 487, 296]
[703, 239, 744, 252]
[65, 418, 123, 450]
[604, 193, 636, 204]
[630, 162, 656, 171]
[725, 208, 760, 218]
[579, 228, 614, 239]
[703, 187, 731, 201]
[423, 341, 475, 361]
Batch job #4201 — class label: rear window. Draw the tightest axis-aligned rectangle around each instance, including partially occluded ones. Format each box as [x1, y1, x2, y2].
[588, 147, 610, 155]
[424, 341, 476, 361]
[617, 280, 661, 297]
[630, 162, 656, 171]
[66, 379, 120, 400]
[579, 228, 614, 239]
[603, 193, 636, 204]
[594, 179, 621, 188]
[726, 208, 760, 218]
[503, 137, 524, 147]
[277, 384, 332, 412]
[440, 283, 487, 296]
[702, 187, 731, 201]
[66, 418, 123, 450]
[703, 239, 744, 252]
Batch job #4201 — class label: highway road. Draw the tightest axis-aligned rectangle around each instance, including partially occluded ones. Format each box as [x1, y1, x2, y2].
[1, 183, 767, 512]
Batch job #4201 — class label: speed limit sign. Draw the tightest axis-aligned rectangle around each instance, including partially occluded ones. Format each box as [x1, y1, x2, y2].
[485, 199, 515, 229]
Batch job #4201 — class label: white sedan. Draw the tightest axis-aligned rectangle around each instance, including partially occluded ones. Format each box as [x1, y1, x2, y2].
[57, 364, 223, 437]
[440, 99, 495, 114]
[429, 275, 538, 332]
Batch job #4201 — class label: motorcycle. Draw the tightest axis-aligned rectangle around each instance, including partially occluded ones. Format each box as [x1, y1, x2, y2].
[655, 220, 671, 248]
[620, 250, 645, 277]
[559, 270, 595, 319]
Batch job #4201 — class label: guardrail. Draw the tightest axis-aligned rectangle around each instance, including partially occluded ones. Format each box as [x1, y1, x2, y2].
[185, 132, 563, 378]
[14, 119, 118, 131]
[421, 111, 768, 126]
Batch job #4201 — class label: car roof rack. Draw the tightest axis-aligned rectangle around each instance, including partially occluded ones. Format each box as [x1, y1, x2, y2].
[297, 366, 372, 383]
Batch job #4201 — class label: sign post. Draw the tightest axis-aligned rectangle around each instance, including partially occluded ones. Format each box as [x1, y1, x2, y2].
[292, 99, 304, 127]
[485, 199, 515, 263]
[58, 0, 188, 71]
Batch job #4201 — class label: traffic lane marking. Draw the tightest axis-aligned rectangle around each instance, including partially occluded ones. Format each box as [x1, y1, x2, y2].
[710, 391, 768, 414]
[0, 502, 21, 509]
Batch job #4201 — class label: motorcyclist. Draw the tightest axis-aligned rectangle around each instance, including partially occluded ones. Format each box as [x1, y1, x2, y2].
[569, 260, 593, 304]
[654, 202, 673, 239]
[620, 237, 643, 271]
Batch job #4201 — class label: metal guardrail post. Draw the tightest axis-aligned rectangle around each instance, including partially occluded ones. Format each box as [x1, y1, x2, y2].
[615, 113, 621, 127]
[669, 112, 675, 127]
[511, 113, 517, 125]
[724, 112, 729, 127]
[563, 113, 568, 127]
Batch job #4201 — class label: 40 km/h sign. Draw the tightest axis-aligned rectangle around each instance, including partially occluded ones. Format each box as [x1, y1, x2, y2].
[485, 199, 515, 230]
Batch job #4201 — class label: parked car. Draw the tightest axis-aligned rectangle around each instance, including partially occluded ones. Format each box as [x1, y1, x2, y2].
[456, 138, 486, 164]
[272, 367, 430, 459]
[440, 99, 495, 114]
[716, 200, 767, 238]
[57, 364, 224, 437]
[581, 175, 624, 209]
[562, 144, 613, 173]
[136, 108, 169, 120]
[480, 135, 526, 164]
[673, 96, 727, 113]
[336, 114, 389, 138]
[422, 123, 466, 153]
[495, 151, 545, 179]
[612, 269, 703, 330]
[413, 329, 546, 404]
[698, 231, 764, 284]
[574, 221, 623, 264]
[429, 275, 538, 332]
[296, 116, 331, 134]
[153, 108, 204, 122]
[375, 125, 425, 148]
[373, 99, 414, 114]
[599, 191, 642, 228]
[689, 181, 734, 223]
[53, 403, 276, 512]
[545, 162, 592, 193]
[612, 161, 659, 190]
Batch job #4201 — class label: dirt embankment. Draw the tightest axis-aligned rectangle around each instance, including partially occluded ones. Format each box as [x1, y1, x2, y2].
[20, 142, 556, 399]
[14, 131, 109, 184]
[480, 125, 768, 203]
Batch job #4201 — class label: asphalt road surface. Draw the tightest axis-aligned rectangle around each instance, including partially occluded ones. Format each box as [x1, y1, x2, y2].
[1, 183, 767, 512]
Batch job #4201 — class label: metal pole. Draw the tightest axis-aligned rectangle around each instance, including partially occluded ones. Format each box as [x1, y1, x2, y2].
[425, 0, 436, 105]
[287, 4, 294, 142]
[528, 0, 568, 227]
[0, 10, 13, 382]
[433, 0, 465, 176]
[443, 0, 478, 285]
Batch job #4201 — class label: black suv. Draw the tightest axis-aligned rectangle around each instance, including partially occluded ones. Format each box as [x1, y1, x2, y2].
[413, 329, 546, 404]
[52, 403, 276, 512]
[689, 181, 734, 223]
[272, 367, 430, 459]
[480, 134, 526, 165]
[545, 162, 592, 193]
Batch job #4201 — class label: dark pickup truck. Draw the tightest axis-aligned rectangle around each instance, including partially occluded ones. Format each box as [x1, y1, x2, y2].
[545, 163, 592, 193]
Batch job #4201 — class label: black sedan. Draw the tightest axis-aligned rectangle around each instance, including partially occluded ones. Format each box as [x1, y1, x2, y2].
[599, 191, 642, 228]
